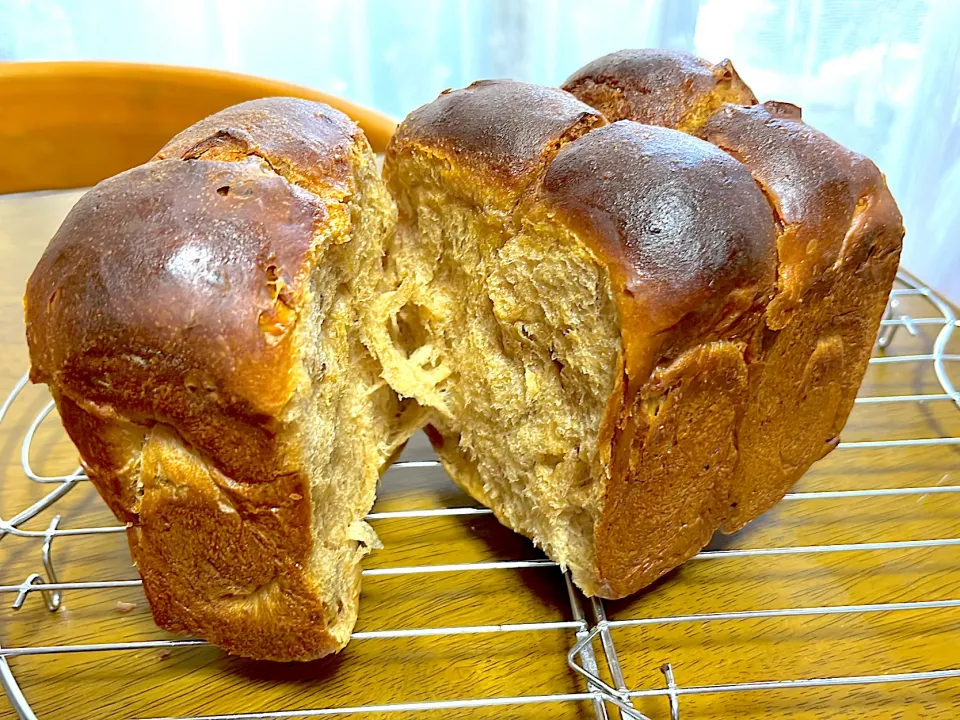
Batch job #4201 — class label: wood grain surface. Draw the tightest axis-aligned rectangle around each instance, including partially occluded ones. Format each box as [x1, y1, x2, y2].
[1, 190, 958, 720]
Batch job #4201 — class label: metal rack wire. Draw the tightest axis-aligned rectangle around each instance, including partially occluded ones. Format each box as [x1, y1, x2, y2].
[1, 269, 958, 720]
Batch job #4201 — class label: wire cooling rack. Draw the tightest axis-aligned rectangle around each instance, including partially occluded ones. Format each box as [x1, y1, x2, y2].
[1, 269, 959, 720]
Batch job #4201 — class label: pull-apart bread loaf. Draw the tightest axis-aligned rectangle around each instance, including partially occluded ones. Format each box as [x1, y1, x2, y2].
[24, 98, 412, 660]
[379, 61, 902, 598]
[24, 51, 904, 659]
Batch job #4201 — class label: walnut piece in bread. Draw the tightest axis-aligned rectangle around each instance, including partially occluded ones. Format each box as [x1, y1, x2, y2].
[24, 98, 415, 660]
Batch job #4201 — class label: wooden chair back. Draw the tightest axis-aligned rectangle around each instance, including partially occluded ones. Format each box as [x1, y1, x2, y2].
[0, 62, 396, 194]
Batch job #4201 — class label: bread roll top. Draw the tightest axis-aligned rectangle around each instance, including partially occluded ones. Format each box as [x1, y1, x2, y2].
[563, 50, 904, 325]
[155, 96, 362, 205]
[541, 120, 776, 337]
[563, 49, 756, 131]
[385, 79, 606, 207]
[696, 101, 903, 323]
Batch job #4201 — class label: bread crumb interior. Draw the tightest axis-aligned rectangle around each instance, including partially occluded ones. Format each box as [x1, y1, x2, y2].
[368, 152, 622, 591]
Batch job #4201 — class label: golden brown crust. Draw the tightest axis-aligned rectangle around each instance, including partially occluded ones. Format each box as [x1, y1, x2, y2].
[721, 180, 903, 531]
[541, 121, 776, 338]
[24, 98, 375, 660]
[562, 49, 756, 132]
[55, 393, 343, 661]
[385, 80, 606, 205]
[696, 101, 897, 326]
[689, 100, 904, 529]
[155, 96, 361, 203]
[596, 341, 748, 597]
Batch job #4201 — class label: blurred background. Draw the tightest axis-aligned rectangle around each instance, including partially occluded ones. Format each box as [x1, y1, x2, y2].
[1, 0, 958, 303]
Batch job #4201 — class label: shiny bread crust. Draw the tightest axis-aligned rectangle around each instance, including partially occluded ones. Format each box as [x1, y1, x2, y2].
[694, 100, 903, 530]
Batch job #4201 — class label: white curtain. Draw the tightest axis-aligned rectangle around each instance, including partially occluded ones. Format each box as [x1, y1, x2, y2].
[2, 0, 958, 302]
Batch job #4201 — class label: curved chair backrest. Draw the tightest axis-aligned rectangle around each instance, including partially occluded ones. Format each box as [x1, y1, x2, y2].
[0, 62, 397, 194]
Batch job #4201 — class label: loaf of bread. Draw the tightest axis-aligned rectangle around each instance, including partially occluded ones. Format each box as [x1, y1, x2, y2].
[377, 57, 902, 598]
[25, 52, 904, 659]
[24, 98, 415, 660]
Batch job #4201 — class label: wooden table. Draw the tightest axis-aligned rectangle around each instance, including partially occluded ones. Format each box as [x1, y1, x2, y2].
[1, 190, 959, 720]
